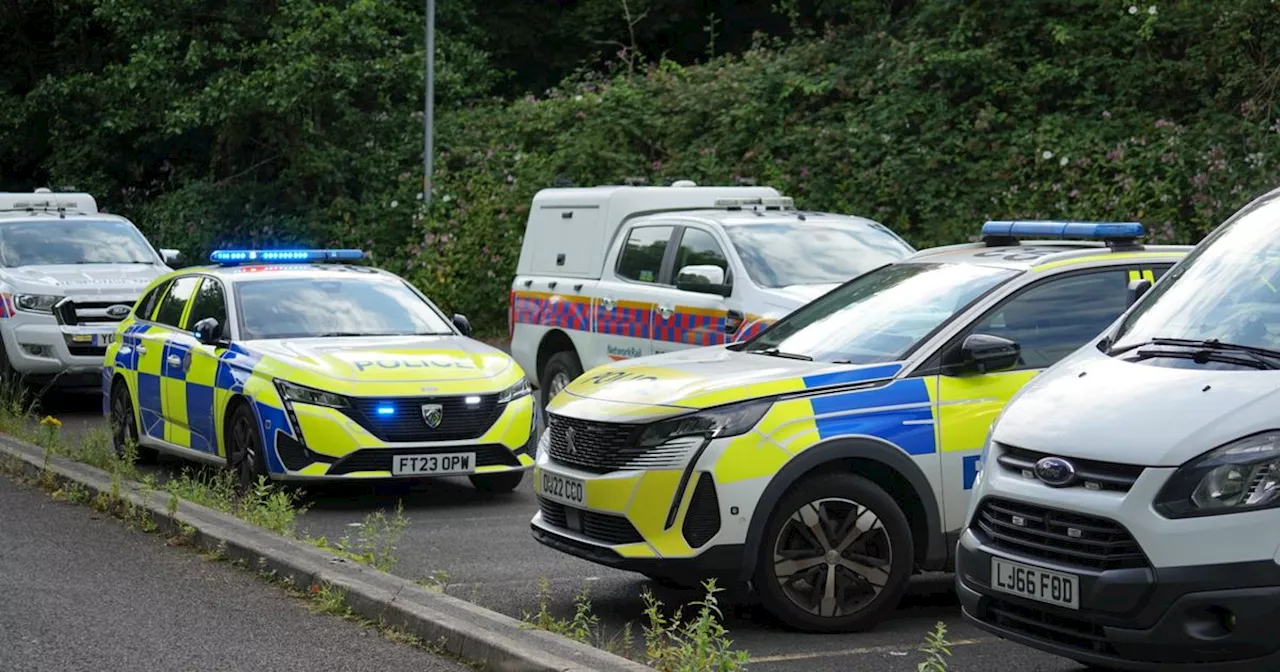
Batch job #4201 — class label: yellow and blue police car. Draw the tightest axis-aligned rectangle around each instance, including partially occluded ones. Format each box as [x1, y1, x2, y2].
[101, 249, 537, 492]
[530, 221, 1191, 632]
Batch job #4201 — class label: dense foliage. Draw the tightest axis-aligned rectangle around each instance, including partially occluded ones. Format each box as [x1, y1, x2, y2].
[3, 0, 1279, 332]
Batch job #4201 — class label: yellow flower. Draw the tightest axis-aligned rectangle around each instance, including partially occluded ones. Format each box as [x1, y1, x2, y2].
[39, 415, 62, 429]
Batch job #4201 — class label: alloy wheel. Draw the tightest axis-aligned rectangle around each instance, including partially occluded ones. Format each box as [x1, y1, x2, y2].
[771, 497, 893, 618]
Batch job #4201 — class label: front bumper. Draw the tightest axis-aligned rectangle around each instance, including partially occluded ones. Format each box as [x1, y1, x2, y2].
[2, 314, 119, 383]
[957, 528, 1280, 671]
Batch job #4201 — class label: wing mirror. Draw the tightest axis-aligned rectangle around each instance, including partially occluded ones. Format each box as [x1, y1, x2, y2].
[675, 264, 731, 297]
[452, 313, 473, 337]
[193, 317, 225, 346]
[1126, 278, 1152, 307]
[160, 248, 182, 265]
[958, 333, 1021, 374]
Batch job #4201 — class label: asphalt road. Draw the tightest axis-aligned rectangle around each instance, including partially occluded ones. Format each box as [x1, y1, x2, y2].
[0, 466, 465, 672]
[39, 392, 1086, 672]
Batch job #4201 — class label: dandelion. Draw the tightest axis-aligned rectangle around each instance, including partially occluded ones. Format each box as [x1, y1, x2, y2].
[1042, 150, 1055, 160]
[39, 416, 62, 429]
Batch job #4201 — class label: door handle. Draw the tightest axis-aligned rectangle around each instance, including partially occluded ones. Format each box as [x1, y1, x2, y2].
[167, 354, 181, 368]
[600, 297, 617, 310]
[657, 305, 674, 319]
[136, 344, 147, 355]
[725, 309, 745, 333]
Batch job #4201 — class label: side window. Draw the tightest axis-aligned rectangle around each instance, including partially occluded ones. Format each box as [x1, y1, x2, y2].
[153, 276, 200, 328]
[135, 280, 170, 321]
[968, 270, 1128, 370]
[183, 278, 228, 336]
[674, 228, 729, 282]
[616, 226, 674, 284]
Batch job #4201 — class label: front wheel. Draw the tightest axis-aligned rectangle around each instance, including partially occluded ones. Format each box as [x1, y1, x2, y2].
[753, 472, 914, 633]
[227, 403, 267, 489]
[109, 381, 156, 463]
[469, 470, 523, 493]
[539, 350, 582, 409]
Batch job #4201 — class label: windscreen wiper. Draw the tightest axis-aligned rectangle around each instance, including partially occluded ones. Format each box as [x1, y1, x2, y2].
[750, 346, 813, 361]
[1115, 337, 1280, 370]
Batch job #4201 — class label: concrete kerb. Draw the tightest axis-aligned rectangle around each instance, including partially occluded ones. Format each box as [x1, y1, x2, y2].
[0, 435, 653, 672]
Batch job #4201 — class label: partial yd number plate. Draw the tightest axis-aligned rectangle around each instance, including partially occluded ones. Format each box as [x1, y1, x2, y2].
[540, 470, 585, 506]
[990, 557, 1079, 609]
[93, 333, 115, 347]
[391, 453, 475, 476]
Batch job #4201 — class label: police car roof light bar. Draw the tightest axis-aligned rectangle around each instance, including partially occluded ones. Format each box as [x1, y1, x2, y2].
[209, 249, 366, 265]
[980, 220, 1145, 247]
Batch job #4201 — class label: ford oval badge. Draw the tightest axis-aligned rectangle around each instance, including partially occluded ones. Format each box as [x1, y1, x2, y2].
[106, 304, 131, 319]
[1034, 456, 1076, 487]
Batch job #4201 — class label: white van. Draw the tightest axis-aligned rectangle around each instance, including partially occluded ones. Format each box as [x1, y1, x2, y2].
[957, 186, 1280, 671]
[508, 182, 915, 406]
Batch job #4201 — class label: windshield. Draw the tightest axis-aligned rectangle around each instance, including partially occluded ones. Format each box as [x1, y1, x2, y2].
[0, 219, 157, 267]
[1111, 191, 1280, 354]
[725, 221, 914, 288]
[236, 276, 455, 340]
[740, 262, 1018, 364]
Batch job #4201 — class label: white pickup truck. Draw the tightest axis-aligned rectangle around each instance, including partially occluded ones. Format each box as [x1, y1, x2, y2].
[0, 190, 178, 391]
[508, 182, 915, 406]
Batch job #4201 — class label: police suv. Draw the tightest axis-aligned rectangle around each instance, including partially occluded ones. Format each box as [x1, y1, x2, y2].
[959, 188, 1280, 671]
[508, 182, 916, 408]
[530, 221, 1189, 633]
[0, 190, 177, 390]
[104, 249, 537, 491]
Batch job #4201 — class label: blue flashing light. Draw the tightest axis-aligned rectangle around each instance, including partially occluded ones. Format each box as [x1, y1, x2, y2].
[376, 405, 395, 416]
[208, 249, 366, 265]
[981, 220, 1145, 241]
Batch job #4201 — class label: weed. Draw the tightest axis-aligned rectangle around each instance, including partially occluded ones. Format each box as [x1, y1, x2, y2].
[333, 501, 409, 572]
[416, 569, 451, 592]
[308, 583, 352, 617]
[521, 578, 633, 656]
[641, 580, 750, 672]
[916, 621, 952, 672]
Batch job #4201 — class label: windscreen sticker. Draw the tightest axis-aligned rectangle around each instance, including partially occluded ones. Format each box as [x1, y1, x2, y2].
[639, 270, 656, 282]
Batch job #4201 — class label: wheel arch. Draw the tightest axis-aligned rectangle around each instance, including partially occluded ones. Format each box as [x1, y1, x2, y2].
[108, 372, 138, 433]
[740, 435, 947, 581]
[535, 329, 579, 383]
[220, 393, 255, 459]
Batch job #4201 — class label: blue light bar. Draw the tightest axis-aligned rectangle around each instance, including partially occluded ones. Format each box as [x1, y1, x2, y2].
[208, 249, 366, 265]
[981, 220, 1145, 241]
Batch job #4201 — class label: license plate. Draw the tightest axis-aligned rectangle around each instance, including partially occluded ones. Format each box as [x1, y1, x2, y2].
[93, 333, 115, 347]
[390, 452, 475, 476]
[990, 557, 1079, 609]
[540, 469, 585, 506]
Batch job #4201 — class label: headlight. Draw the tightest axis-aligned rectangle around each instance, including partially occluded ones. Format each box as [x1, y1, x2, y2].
[1154, 430, 1280, 518]
[15, 294, 62, 314]
[637, 400, 772, 447]
[498, 378, 532, 404]
[275, 380, 347, 408]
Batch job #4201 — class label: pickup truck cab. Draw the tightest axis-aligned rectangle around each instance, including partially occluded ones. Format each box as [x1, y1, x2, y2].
[509, 182, 914, 407]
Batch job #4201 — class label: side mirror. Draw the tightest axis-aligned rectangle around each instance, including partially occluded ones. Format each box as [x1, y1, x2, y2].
[959, 333, 1021, 374]
[1126, 278, 1152, 307]
[193, 317, 224, 346]
[675, 264, 731, 297]
[452, 313, 473, 337]
[160, 248, 181, 265]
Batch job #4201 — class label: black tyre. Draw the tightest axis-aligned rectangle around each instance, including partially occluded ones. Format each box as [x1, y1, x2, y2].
[539, 350, 582, 409]
[109, 380, 157, 463]
[227, 403, 267, 489]
[468, 470, 524, 493]
[753, 472, 914, 633]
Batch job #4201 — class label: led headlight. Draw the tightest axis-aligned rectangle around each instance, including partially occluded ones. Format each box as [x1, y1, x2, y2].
[1154, 430, 1280, 518]
[15, 294, 63, 314]
[274, 380, 347, 408]
[637, 400, 772, 447]
[498, 378, 532, 404]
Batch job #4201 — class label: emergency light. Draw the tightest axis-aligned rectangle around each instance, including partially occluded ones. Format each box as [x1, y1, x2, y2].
[981, 220, 1145, 242]
[209, 249, 366, 265]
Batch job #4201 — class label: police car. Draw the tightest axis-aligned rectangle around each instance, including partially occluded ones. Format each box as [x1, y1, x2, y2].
[0, 190, 178, 390]
[103, 249, 537, 491]
[529, 221, 1190, 632]
[958, 188, 1280, 671]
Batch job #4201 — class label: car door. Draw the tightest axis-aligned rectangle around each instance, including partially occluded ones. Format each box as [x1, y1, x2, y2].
[176, 276, 230, 456]
[931, 264, 1171, 531]
[588, 224, 677, 367]
[646, 225, 735, 354]
[144, 275, 201, 447]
